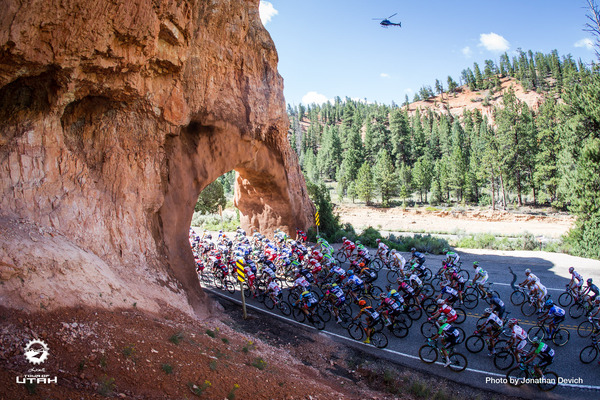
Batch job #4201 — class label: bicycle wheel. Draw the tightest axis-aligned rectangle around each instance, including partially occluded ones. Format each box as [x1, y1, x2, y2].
[569, 302, 585, 319]
[224, 277, 236, 294]
[318, 304, 332, 323]
[263, 296, 275, 310]
[396, 313, 413, 329]
[292, 307, 306, 323]
[421, 268, 433, 281]
[278, 301, 292, 316]
[448, 352, 467, 372]
[493, 350, 514, 370]
[466, 335, 485, 353]
[577, 320, 594, 338]
[418, 344, 438, 364]
[537, 371, 558, 391]
[214, 276, 224, 290]
[458, 269, 470, 282]
[510, 290, 526, 306]
[527, 326, 545, 341]
[371, 331, 388, 348]
[454, 308, 466, 324]
[421, 283, 435, 297]
[347, 322, 364, 341]
[579, 344, 598, 364]
[420, 321, 437, 338]
[423, 301, 437, 316]
[386, 269, 400, 284]
[521, 301, 537, 317]
[462, 293, 479, 309]
[430, 277, 441, 290]
[390, 321, 409, 339]
[338, 308, 352, 329]
[335, 251, 347, 265]
[506, 366, 527, 386]
[370, 285, 383, 299]
[552, 328, 569, 347]
[370, 258, 383, 272]
[558, 291, 573, 307]
[309, 314, 325, 330]
[455, 327, 466, 344]
[406, 304, 423, 321]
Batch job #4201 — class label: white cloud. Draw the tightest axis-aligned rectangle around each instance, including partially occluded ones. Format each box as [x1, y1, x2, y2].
[301, 91, 330, 105]
[479, 33, 510, 52]
[259, 1, 278, 25]
[575, 38, 594, 50]
[462, 46, 473, 58]
[380, 73, 391, 78]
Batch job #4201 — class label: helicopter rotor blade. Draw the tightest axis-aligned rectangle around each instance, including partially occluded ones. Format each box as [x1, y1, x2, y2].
[387, 13, 398, 19]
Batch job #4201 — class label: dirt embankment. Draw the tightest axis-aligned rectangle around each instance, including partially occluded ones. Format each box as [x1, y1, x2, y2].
[337, 205, 574, 239]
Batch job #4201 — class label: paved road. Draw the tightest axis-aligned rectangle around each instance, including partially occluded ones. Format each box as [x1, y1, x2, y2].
[204, 248, 600, 400]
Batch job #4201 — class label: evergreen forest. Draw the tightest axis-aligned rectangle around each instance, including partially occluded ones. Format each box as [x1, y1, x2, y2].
[287, 50, 600, 260]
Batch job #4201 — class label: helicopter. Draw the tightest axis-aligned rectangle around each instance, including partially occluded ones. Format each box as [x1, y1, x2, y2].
[373, 13, 401, 28]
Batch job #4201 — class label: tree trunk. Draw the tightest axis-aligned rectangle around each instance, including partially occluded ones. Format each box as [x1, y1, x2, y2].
[491, 171, 496, 211]
[516, 170, 523, 206]
[499, 172, 507, 210]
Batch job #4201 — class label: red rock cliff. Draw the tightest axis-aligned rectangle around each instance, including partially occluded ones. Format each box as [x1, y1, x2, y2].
[0, 0, 314, 315]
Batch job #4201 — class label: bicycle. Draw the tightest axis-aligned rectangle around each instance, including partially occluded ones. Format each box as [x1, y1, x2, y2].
[291, 302, 326, 330]
[465, 329, 508, 355]
[347, 319, 388, 348]
[462, 282, 499, 309]
[579, 335, 600, 364]
[527, 319, 570, 347]
[577, 316, 600, 338]
[418, 338, 468, 372]
[263, 292, 292, 316]
[420, 319, 465, 343]
[509, 285, 529, 306]
[569, 296, 595, 319]
[475, 311, 513, 339]
[506, 363, 558, 391]
[558, 284, 582, 307]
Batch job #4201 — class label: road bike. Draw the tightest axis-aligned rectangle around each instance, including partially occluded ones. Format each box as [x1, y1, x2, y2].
[506, 363, 558, 391]
[527, 319, 570, 347]
[418, 338, 468, 372]
[579, 335, 600, 364]
[346, 319, 388, 348]
[577, 317, 600, 338]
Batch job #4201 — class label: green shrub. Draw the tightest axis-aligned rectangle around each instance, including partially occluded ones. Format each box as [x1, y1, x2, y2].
[251, 357, 267, 370]
[161, 363, 173, 374]
[169, 331, 184, 345]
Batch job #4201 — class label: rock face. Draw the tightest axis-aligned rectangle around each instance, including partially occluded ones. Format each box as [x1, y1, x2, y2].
[0, 0, 314, 315]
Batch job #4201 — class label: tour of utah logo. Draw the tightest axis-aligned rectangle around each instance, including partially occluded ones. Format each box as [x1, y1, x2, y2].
[16, 339, 58, 385]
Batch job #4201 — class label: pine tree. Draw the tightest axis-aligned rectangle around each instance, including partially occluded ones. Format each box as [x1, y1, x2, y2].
[356, 161, 375, 205]
[412, 155, 433, 203]
[374, 149, 398, 206]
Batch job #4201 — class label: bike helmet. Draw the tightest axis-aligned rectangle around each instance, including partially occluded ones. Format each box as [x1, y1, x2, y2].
[358, 300, 367, 306]
[347, 270, 354, 276]
[411, 247, 416, 252]
[525, 268, 531, 275]
[356, 240, 361, 245]
[508, 318, 518, 326]
[588, 278, 593, 284]
[390, 249, 397, 255]
[437, 316, 447, 324]
[483, 308, 492, 314]
[531, 336, 541, 344]
[442, 248, 448, 253]
[437, 298, 445, 305]
[441, 280, 450, 287]
[385, 284, 392, 291]
[379, 293, 386, 299]
[342, 236, 347, 242]
[376, 239, 381, 243]
[544, 299, 554, 308]
[568, 267, 574, 273]
[473, 261, 479, 268]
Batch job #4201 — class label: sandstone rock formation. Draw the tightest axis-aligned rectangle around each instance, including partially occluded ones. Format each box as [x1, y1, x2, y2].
[0, 0, 314, 315]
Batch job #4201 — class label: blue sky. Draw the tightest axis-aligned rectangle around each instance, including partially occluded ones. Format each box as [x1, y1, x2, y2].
[259, 0, 598, 106]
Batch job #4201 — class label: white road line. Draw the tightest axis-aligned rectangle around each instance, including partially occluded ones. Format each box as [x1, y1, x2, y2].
[206, 288, 600, 391]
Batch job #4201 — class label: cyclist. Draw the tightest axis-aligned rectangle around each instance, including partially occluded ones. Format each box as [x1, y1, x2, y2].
[375, 239, 390, 262]
[507, 318, 528, 363]
[344, 270, 365, 301]
[353, 299, 381, 344]
[477, 308, 503, 355]
[449, 270, 467, 303]
[519, 268, 540, 288]
[530, 279, 548, 313]
[444, 248, 460, 267]
[385, 284, 407, 309]
[398, 279, 421, 306]
[568, 266, 584, 296]
[359, 263, 379, 288]
[410, 247, 426, 269]
[524, 337, 555, 378]
[486, 292, 506, 319]
[265, 279, 283, 303]
[376, 293, 404, 327]
[472, 262, 489, 298]
[293, 272, 311, 293]
[294, 290, 319, 320]
[430, 317, 461, 367]
[326, 264, 347, 284]
[321, 283, 346, 323]
[437, 280, 459, 305]
[390, 249, 407, 278]
[582, 278, 600, 309]
[539, 299, 565, 338]
[430, 299, 458, 324]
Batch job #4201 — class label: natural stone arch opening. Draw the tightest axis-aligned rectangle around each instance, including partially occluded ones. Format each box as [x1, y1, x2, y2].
[156, 120, 312, 312]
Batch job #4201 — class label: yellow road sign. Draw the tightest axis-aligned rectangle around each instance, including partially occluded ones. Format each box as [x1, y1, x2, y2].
[236, 259, 245, 282]
[315, 211, 320, 226]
